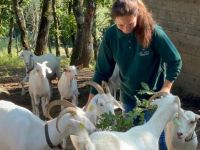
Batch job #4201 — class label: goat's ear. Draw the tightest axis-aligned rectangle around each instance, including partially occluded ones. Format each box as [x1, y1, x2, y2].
[35, 62, 39, 67]
[43, 61, 48, 65]
[70, 118, 83, 128]
[46, 67, 52, 74]
[195, 115, 200, 122]
[101, 81, 110, 94]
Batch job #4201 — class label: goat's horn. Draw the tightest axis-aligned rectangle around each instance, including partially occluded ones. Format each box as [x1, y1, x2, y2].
[101, 81, 110, 94]
[176, 96, 181, 119]
[56, 107, 77, 133]
[148, 92, 169, 108]
[0, 87, 9, 95]
[83, 81, 104, 94]
[47, 100, 76, 119]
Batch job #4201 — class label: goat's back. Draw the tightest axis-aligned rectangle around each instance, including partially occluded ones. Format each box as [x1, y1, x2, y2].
[0, 100, 43, 149]
[34, 54, 60, 79]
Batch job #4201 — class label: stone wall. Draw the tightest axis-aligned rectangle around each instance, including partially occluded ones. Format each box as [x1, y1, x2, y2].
[144, 0, 200, 96]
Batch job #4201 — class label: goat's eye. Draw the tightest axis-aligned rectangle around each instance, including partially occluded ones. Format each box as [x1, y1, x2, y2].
[30, 54, 33, 57]
[99, 103, 103, 107]
[190, 121, 195, 124]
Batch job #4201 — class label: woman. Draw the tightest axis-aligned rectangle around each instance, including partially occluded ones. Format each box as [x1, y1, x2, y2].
[86, 0, 182, 149]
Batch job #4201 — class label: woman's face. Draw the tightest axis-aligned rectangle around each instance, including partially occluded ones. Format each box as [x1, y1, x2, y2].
[115, 15, 137, 34]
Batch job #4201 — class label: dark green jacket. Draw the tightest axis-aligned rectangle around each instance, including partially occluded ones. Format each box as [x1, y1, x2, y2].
[91, 24, 182, 99]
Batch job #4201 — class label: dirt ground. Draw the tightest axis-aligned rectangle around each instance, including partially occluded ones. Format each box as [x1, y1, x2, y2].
[0, 66, 200, 150]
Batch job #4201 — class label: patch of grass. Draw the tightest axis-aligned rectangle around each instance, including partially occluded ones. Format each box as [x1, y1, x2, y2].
[60, 56, 70, 68]
[0, 49, 24, 68]
[0, 38, 9, 50]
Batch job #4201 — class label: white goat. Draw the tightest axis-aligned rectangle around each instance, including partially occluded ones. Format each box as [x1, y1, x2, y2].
[165, 109, 199, 150]
[75, 92, 181, 150]
[50, 81, 124, 124]
[58, 65, 79, 106]
[48, 81, 124, 149]
[0, 100, 95, 150]
[108, 64, 120, 99]
[20, 50, 61, 95]
[29, 61, 52, 118]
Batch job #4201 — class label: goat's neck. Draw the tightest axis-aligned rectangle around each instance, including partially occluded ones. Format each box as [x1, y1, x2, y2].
[85, 99, 98, 125]
[36, 73, 48, 89]
[77, 129, 94, 150]
[64, 73, 73, 88]
[27, 57, 35, 71]
[30, 54, 37, 68]
[145, 106, 175, 138]
[45, 117, 68, 146]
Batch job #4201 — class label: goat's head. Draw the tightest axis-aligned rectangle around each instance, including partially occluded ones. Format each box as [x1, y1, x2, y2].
[46, 100, 95, 136]
[84, 81, 124, 116]
[148, 92, 181, 118]
[173, 110, 200, 140]
[149, 92, 180, 107]
[56, 107, 95, 136]
[34, 61, 52, 78]
[20, 50, 34, 69]
[64, 65, 78, 80]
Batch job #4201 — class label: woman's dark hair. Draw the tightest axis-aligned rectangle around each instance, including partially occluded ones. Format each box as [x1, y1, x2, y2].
[111, 0, 155, 48]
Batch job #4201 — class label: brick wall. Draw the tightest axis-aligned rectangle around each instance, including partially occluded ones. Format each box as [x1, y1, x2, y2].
[143, 0, 200, 96]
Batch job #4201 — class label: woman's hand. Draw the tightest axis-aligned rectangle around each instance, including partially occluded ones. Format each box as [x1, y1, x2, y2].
[159, 80, 173, 93]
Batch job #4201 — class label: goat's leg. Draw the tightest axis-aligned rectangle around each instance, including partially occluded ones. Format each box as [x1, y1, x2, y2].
[114, 89, 117, 99]
[34, 95, 40, 117]
[61, 97, 65, 110]
[30, 93, 36, 114]
[41, 97, 49, 118]
[72, 95, 78, 106]
[60, 97, 68, 150]
[62, 139, 67, 150]
[21, 75, 29, 95]
[48, 79, 53, 99]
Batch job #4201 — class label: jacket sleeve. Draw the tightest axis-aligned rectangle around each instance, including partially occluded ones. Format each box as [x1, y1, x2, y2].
[90, 30, 115, 94]
[152, 26, 182, 82]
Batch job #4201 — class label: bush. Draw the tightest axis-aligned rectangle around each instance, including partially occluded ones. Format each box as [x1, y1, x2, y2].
[96, 82, 156, 132]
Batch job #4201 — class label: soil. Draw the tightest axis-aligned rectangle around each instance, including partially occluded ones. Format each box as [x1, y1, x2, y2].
[0, 66, 200, 150]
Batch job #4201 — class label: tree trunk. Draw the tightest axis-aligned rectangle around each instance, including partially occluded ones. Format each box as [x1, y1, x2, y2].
[52, 0, 60, 56]
[7, 15, 14, 55]
[61, 36, 70, 57]
[35, 0, 52, 55]
[48, 36, 52, 53]
[70, 0, 96, 67]
[30, 1, 40, 49]
[14, 29, 19, 55]
[70, 0, 85, 65]
[92, 10, 98, 61]
[12, 0, 29, 49]
[68, 1, 75, 48]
